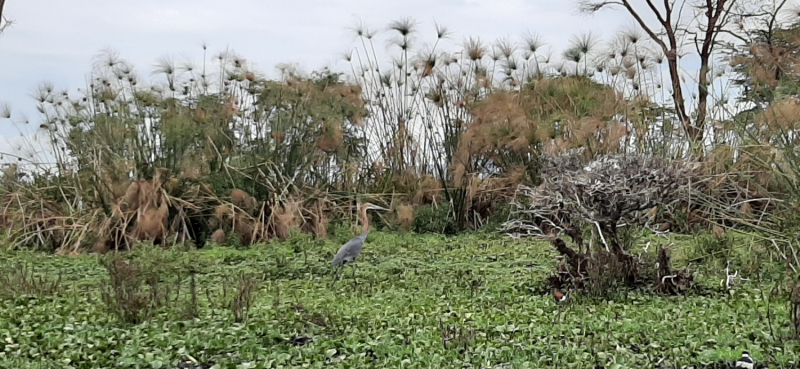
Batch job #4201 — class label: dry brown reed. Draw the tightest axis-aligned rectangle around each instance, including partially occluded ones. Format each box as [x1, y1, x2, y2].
[211, 229, 226, 244]
[396, 204, 415, 230]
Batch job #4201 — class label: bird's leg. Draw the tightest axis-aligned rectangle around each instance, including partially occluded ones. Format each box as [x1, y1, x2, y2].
[552, 306, 558, 325]
[350, 264, 360, 291]
[331, 265, 344, 288]
[553, 305, 563, 325]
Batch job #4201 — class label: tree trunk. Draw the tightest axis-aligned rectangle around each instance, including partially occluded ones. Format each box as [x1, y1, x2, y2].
[584, 0, 733, 158]
[666, 51, 699, 148]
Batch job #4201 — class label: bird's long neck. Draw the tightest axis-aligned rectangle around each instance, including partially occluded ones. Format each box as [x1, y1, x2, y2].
[360, 206, 370, 235]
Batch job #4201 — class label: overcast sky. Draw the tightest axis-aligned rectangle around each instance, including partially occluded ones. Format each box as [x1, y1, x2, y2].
[0, 0, 641, 165]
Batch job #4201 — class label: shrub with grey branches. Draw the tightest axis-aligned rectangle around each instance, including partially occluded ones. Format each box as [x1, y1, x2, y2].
[502, 154, 701, 294]
[504, 154, 699, 251]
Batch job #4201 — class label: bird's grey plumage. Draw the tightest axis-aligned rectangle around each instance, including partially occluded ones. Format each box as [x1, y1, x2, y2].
[332, 232, 368, 266]
[330, 202, 387, 280]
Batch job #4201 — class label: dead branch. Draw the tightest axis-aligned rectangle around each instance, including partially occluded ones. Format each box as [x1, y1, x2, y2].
[503, 154, 699, 250]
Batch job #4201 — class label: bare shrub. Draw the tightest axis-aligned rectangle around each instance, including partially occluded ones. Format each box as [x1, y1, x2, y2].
[503, 154, 700, 295]
[505, 154, 698, 246]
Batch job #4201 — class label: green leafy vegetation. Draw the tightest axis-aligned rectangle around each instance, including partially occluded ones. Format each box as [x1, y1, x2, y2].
[0, 232, 797, 368]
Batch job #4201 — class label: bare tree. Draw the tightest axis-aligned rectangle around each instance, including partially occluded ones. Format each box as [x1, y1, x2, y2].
[578, 0, 738, 156]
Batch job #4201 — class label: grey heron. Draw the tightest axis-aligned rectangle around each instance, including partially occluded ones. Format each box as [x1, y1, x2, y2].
[331, 202, 388, 280]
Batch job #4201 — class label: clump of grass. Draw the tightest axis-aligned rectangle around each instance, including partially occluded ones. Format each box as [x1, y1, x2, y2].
[412, 203, 458, 235]
[222, 271, 260, 323]
[99, 254, 157, 324]
[688, 232, 734, 264]
[97, 243, 189, 322]
[438, 320, 475, 351]
[178, 271, 200, 320]
[0, 262, 62, 299]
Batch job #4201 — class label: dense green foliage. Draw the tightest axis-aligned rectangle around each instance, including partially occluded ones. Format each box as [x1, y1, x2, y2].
[0, 232, 796, 368]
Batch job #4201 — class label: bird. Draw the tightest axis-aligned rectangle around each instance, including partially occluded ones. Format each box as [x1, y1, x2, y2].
[553, 288, 570, 304]
[551, 288, 571, 324]
[331, 202, 389, 280]
[734, 350, 754, 369]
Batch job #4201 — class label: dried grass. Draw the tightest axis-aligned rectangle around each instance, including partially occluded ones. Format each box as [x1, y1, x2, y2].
[233, 213, 258, 245]
[215, 204, 232, 222]
[211, 229, 226, 244]
[316, 121, 345, 153]
[758, 97, 800, 130]
[412, 175, 441, 205]
[300, 199, 329, 238]
[397, 204, 415, 230]
[231, 189, 256, 212]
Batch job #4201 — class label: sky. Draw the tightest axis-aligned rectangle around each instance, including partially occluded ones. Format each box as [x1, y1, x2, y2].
[0, 0, 667, 166]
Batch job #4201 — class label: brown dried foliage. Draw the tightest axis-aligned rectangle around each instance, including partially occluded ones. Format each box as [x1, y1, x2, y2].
[316, 121, 345, 153]
[211, 229, 226, 244]
[233, 212, 260, 245]
[269, 201, 299, 240]
[231, 188, 257, 212]
[454, 77, 628, 188]
[683, 146, 780, 231]
[412, 175, 442, 205]
[299, 199, 329, 238]
[758, 97, 800, 131]
[396, 204, 415, 230]
[731, 28, 800, 94]
[109, 170, 172, 248]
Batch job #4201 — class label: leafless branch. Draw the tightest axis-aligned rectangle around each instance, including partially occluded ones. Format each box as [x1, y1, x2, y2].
[578, 0, 747, 155]
[502, 154, 701, 249]
[0, 0, 10, 34]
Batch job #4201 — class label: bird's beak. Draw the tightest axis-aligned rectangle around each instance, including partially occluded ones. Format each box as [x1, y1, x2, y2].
[369, 204, 389, 211]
